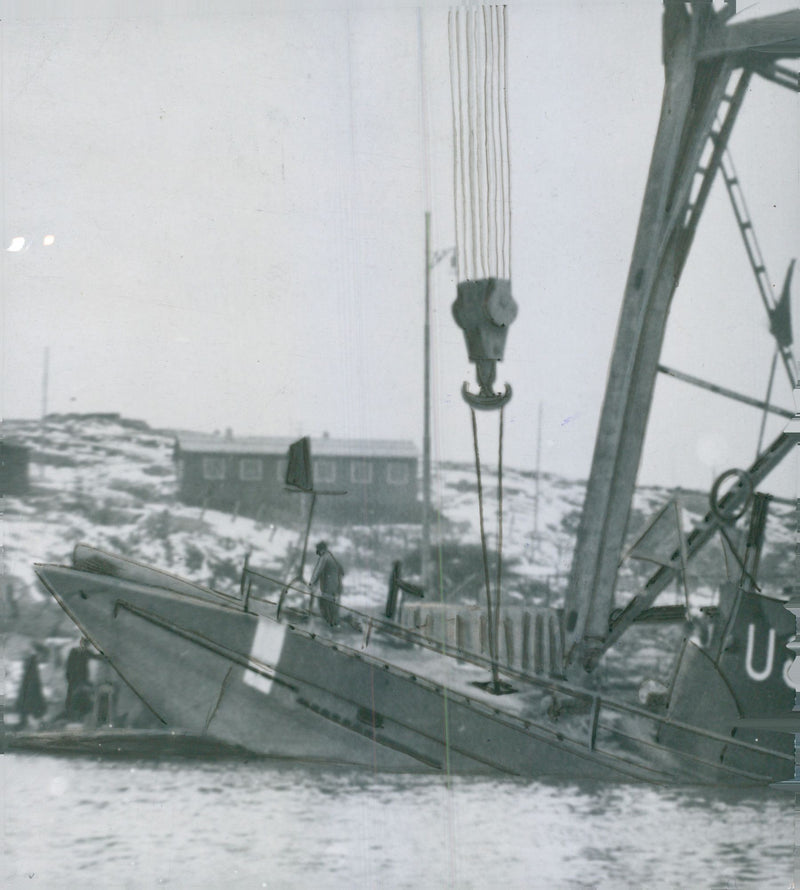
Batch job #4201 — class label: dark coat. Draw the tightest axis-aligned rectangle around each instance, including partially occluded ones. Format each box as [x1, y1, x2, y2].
[66, 647, 90, 686]
[17, 655, 46, 719]
[310, 551, 343, 597]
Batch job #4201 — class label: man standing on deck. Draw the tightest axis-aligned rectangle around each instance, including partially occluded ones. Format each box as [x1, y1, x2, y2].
[309, 541, 343, 627]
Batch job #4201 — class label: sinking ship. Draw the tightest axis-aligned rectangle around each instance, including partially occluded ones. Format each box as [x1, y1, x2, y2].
[34, 3, 800, 783]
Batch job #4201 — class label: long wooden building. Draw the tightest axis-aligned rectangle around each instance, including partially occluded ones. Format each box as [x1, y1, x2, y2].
[174, 433, 419, 523]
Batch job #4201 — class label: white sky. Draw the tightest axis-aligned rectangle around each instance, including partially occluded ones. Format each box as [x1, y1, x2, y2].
[3, 0, 799, 494]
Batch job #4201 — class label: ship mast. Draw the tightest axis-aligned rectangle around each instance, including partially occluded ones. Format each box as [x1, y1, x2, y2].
[564, 1, 800, 674]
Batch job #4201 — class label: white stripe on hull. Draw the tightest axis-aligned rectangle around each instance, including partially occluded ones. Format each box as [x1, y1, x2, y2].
[243, 620, 287, 695]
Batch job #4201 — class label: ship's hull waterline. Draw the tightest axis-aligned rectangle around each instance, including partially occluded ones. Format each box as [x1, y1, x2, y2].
[34, 554, 793, 785]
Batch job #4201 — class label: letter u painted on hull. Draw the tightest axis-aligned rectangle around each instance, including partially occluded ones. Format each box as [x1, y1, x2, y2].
[744, 623, 775, 682]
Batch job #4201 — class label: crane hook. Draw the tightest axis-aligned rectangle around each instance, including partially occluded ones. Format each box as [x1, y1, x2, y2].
[452, 277, 517, 411]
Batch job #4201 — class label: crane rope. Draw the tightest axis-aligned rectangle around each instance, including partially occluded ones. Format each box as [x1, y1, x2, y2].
[451, 6, 515, 692]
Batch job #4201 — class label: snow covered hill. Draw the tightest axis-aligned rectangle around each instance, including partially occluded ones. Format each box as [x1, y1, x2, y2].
[3, 413, 795, 638]
[3, 413, 797, 713]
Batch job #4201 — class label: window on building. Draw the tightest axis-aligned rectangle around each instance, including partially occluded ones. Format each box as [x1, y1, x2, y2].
[314, 460, 336, 484]
[239, 458, 263, 481]
[176, 459, 185, 483]
[202, 457, 226, 480]
[350, 460, 373, 484]
[387, 462, 409, 485]
[276, 459, 288, 483]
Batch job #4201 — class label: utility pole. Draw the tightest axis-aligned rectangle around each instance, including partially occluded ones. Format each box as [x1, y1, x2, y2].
[41, 346, 49, 420]
[533, 401, 542, 558]
[40, 346, 50, 478]
[422, 212, 432, 593]
[421, 216, 455, 592]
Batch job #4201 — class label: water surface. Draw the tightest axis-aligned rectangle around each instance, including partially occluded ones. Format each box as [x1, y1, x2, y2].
[2, 755, 794, 889]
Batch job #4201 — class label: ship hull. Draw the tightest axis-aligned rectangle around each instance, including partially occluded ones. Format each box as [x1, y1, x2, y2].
[34, 560, 794, 785]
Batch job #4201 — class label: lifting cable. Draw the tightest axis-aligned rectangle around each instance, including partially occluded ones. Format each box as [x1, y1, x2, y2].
[470, 403, 506, 689]
[451, 6, 516, 693]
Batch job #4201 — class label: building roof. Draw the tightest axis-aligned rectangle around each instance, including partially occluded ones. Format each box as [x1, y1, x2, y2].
[175, 433, 418, 460]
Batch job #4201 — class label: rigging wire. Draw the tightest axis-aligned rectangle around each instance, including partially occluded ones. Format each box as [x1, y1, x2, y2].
[493, 404, 505, 673]
[470, 405, 499, 686]
[452, 7, 513, 687]
[450, 5, 511, 280]
[756, 347, 779, 458]
[468, 403, 510, 690]
[484, 5, 496, 277]
[501, 3, 511, 278]
[447, 10, 462, 281]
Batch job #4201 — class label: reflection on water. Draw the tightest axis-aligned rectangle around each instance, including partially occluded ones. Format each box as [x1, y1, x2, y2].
[2, 755, 794, 889]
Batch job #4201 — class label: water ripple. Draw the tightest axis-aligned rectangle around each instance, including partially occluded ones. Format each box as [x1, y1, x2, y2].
[3, 755, 795, 889]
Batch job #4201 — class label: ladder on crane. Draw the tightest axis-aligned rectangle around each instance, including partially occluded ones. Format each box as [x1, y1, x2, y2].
[587, 69, 798, 666]
[718, 148, 796, 388]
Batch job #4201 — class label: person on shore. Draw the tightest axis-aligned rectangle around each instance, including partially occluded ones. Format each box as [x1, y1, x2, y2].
[65, 637, 96, 720]
[16, 649, 46, 729]
[309, 541, 344, 627]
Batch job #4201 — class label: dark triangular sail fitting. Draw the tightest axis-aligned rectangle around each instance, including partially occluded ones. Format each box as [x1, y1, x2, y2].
[285, 436, 313, 491]
[769, 258, 795, 352]
[452, 277, 517, 410]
